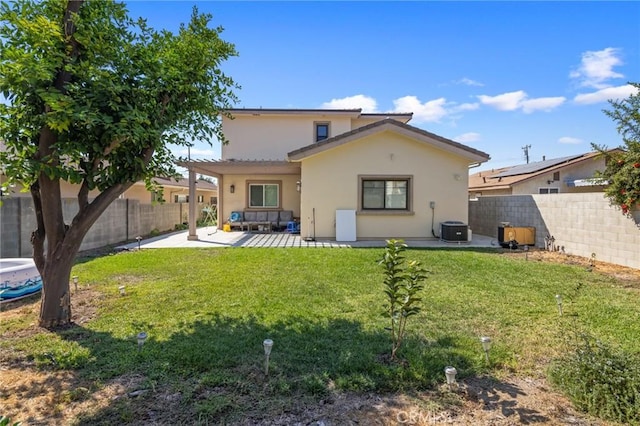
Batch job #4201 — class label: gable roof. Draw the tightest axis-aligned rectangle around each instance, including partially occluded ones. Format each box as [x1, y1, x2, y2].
[287, 118, 490, 164]
[468, 150, 615, 191]
[225, 108, 413, 123]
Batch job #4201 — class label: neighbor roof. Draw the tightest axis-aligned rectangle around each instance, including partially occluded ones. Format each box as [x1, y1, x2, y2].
[468, 150, 614, 191]
[287, 118, 490, 163]
[152, 176, 217, 190]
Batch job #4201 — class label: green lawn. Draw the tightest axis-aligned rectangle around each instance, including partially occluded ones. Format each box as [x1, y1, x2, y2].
[2, 247, 639, 423]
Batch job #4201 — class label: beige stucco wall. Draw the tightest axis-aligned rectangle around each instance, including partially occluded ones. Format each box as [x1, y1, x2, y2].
[222, 114, 353, 160]
[298, 130, 471, 239]
[220, 174, 301, 222]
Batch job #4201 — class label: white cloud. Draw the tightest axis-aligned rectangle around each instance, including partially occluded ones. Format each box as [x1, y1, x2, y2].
[558, 136, 583, 145]
[478, 90, 565, 113]
[478, 91, 527, 111]
[321, 94, 378, 112]
[570, 47, 624, 89]
[521, 97, 566, 113]
[392, 96, 449, 123]
[453, 102, 480, 112]
[455, 77, 484, 87]
[574, 84, 638, 105]
[455, 132, 481, 143]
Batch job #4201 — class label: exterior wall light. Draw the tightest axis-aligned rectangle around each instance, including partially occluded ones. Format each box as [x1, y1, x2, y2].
[230, 184, 235, 194]
[296, 181, 301, 192]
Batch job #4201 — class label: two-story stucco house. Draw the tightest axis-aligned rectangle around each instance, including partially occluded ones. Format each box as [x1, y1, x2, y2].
[181, 108, 490, 241]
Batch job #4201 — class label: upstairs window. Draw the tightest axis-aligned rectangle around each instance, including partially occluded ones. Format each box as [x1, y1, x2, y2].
[249, 183, 279, 208]
[362, 178, 409, 210]
[315, 122, 329, 142]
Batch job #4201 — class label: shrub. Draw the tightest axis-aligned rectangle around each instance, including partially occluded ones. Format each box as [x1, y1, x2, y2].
[549, 333, 640, 424]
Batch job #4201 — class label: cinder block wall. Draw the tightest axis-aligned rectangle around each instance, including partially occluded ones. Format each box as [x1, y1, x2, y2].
[469, 193, 640, 269]
[0, 198, 192, 257]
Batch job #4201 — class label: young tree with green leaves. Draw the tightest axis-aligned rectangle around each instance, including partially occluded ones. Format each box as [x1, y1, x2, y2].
[0, 0, 238, 328]
[592, 82, 640, 217]
[379, 239, 427, 361]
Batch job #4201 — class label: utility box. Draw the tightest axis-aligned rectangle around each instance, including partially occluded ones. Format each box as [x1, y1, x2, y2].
[441, 221, 468, 242]
[498, 226, 535, 247]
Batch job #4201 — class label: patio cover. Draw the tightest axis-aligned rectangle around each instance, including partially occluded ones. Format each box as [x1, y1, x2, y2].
[176, 159, 301, 240]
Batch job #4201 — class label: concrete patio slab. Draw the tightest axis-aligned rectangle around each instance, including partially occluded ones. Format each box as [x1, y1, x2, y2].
[116, 227, 499, 250]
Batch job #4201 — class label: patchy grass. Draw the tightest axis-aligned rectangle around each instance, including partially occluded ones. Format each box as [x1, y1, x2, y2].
[1, 247, 639, 424]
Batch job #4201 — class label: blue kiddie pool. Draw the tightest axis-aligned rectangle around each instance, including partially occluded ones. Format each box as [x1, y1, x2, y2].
[0, 258, 43, 301]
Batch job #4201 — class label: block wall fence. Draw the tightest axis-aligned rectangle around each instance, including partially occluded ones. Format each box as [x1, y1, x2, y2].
[0, 198, 204, 258]
[2, 193, 639, 270]
[468, 193, 640, 269]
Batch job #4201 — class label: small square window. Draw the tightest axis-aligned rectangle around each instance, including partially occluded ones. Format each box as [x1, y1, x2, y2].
[315, 123, 329, 142]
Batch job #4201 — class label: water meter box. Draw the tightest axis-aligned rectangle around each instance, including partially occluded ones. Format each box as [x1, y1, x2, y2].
[440, 221, 468, 242]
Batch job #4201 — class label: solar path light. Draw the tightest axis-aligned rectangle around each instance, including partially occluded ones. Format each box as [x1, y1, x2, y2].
[263, 339, 273, 376]
[137, 332, 148, 352]
[480, 336, 492, 363]
[444, 366, 457, 388]
[555, 294, 563, 316]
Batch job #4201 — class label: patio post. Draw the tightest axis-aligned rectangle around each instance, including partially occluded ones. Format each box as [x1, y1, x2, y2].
[187, 167, 198, 241]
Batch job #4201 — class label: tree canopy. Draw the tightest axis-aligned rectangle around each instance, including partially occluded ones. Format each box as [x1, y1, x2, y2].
[0, 0, 238, 327]
[593, 82, 640, 217]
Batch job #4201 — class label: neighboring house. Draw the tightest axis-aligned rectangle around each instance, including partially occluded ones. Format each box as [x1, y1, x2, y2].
[468, 150, 616, 199]
[181, 108, 490, 240]
[0, 175, 217, 205]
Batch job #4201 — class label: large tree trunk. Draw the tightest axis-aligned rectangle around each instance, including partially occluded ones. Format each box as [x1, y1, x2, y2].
[38, 253, 75, 329]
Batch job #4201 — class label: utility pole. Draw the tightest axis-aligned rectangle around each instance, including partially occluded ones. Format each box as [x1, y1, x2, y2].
[522, 145, 531, 164]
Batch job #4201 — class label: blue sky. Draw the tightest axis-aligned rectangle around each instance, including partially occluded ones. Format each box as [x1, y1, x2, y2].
[126, 1, 639, 172]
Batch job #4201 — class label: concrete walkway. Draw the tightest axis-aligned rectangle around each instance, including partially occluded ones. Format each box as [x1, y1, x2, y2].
[117, 226, 498, 250]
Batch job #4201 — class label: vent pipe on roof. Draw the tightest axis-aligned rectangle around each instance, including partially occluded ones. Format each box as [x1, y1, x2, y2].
[543, 155, 546, 161]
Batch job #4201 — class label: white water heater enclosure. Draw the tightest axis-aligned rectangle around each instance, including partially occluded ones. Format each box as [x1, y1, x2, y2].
[335, 210, 356, 242]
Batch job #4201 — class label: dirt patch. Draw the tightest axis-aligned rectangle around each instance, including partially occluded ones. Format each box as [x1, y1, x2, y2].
[500, 248, 640, 288]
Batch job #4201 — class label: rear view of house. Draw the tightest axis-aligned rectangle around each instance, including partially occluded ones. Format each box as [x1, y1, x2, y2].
[182, 108, 490, 241]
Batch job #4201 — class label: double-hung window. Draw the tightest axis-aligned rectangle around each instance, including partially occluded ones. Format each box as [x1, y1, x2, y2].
[361, 177, 410, 211]
[249, 183, 279, 208]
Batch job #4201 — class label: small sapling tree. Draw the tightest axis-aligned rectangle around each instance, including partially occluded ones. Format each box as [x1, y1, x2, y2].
[379, 239, 427, 360]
